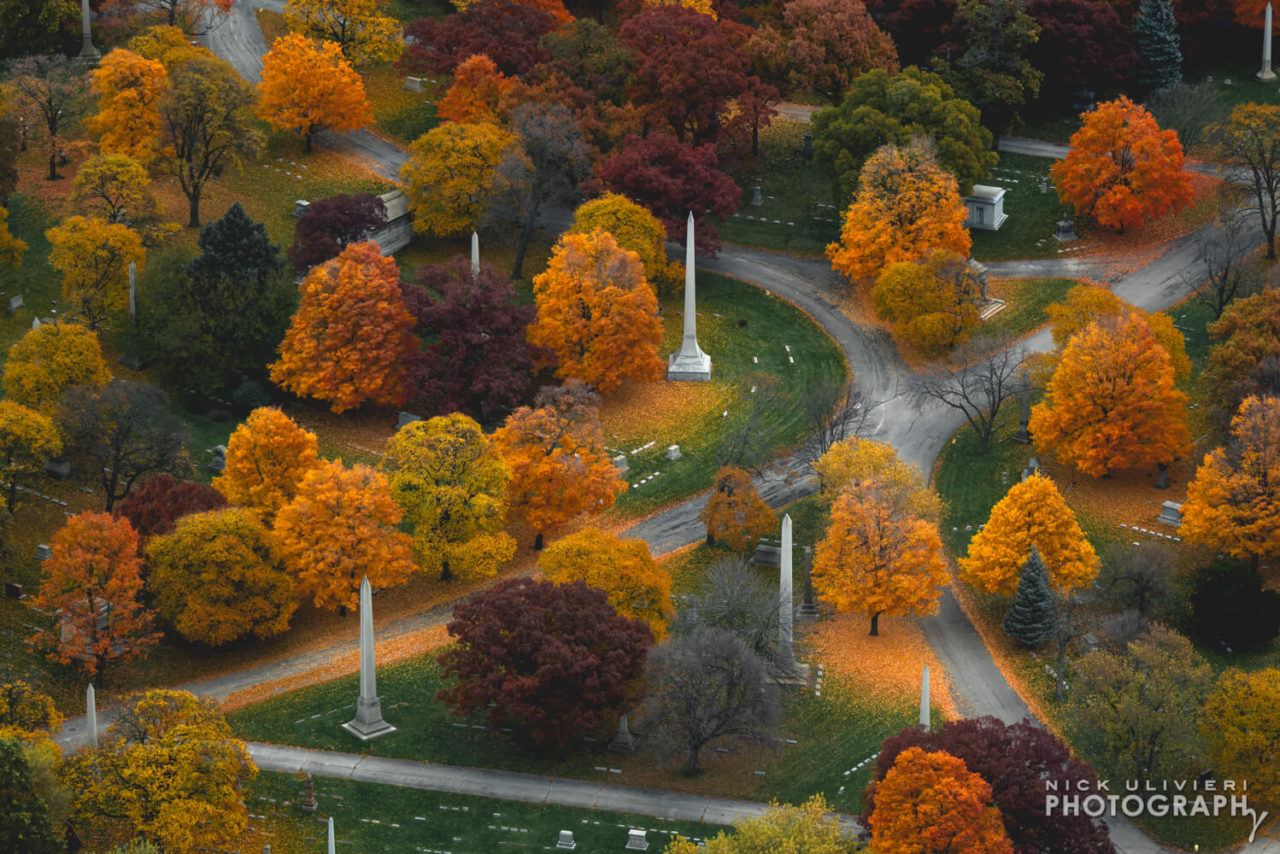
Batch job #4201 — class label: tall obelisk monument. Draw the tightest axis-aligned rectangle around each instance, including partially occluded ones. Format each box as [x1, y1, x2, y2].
[342, 577, 396, 740]
[666, 213, 712, 381]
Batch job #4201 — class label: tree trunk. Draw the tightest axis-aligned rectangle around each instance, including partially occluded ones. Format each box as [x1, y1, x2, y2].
[47, 149, 58, 181]
[534, 532, 544, 550]
[870, 612, 880, 636]
[440, 559, 453, 582]
[751, 118, 760, 156]
[1267, 225, 1277, 261]
[187, 190, 202, 228]
[705, 531, 715, 546]
[683, 744, 702, 776]
[305, 129, 314, 154]
[511, 213, 537, 280]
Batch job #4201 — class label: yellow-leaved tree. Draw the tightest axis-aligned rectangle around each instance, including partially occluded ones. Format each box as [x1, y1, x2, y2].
[1046, 283, 1191, 380]
[402, 122, 515, 237]
[283, 0, 403, 64]
[382, 414, 516, 582]
[958, 472, 1099, 596]
[257, 33, 374, 153]
[270, 242, 417, 413]
[528, 228, 665, 394]
[63, 690, 256, 852]
[665, 796, 855, 853]
[71, 154, 157, 225]
[872, 250, 982, 357]
[827, 138, 971, 284]
[2, 322, 111, 414]
[0, 400, 61, 515]
[700, 466, 777, 551]
[148, 508, 297, 646]
[493, 380, 626, 549]
[812, 480, 949, 635]
[814, 436, 942, 520]
[568, 193, 683, 296]
[1030, 313, 1190, 477]
[539, 528, 674, 639]
[45, 216, 145, 330]
[1181, 395, 1280, 570]
[213, 407, 321, 519]
[1200, 668, 1280, 810]
[0, 204, 28, 271]
[273, 460, 417, 612]
[87, 48, 168, 165]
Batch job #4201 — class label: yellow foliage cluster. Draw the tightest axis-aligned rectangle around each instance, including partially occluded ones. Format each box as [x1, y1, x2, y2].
[213, 407, 322, 519]
[402, 121, 515, 237]
[2, 322, 111, 415]
[1201, 668, 1280, 809]
[872, 250, 982, 357]
[815, 437, 942, 520]
[1046, 283, 1191, 380]
[88, 49, 169, 165]
[569, 192, 684, 296]
[283, 0, 403, 65]
[539, 528, 674, 638]
[45, 215, 146, 330]
[257, 33, 375, 152]
[958, 473, 1099, 597]
[664, 796, 856, 853]
[0, 400, 61, 514]
[700, 465, 777, 551]
[0, 204, 27, 270]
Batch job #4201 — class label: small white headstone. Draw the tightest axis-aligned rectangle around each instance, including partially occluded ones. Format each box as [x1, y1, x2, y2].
[612, 454, 629, 474]
[8, 294, 23, 313]
[556, 829, 577, 849]
[404, 76, 423, 92]
[625, 829, 649, 851]
[665, 444, 681, 461]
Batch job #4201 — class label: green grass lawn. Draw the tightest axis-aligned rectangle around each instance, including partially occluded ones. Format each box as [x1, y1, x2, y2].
[718, 121, 842, 255]
[982, 277, 1078, 344]
[610, 272, 847, 515]
[0, 195, 59, 353]
[970, 153, 1069, 262]
[248, 771, 720, 853]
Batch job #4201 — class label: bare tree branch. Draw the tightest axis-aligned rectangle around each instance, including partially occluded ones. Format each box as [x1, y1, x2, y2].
[913, 343, 1029, 453]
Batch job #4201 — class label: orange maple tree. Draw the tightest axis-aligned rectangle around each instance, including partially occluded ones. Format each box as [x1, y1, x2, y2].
[1030, 312, 1190, 477]
[700, 466, 777, 551]
[30, 513, 157, 677]
[1051, 97, 1194, 233]
[827, 138, 971, 284]
[493, 380, 626, 548]
[87, 48, 169, 165]
[1046, 283, 1191, 379]
[437, 54, 522, 124]
[270, 242, 417, 413]
[257, 33, 374, 153]
[811, 480, 949, 636]
[273, 460, 417, 613]
[527, 229, 665, 394]
[958, 472, 1100, 597]
[1182, 395, 1280, 575]
[869, 746, 1014, 854]
[212, 407, 322, 519]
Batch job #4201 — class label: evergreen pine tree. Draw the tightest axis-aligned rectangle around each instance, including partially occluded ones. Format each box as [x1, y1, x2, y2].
[1133, 0, 1182, 94]
[1003, 546, 1058, 648]
[0, 739, 61, 853]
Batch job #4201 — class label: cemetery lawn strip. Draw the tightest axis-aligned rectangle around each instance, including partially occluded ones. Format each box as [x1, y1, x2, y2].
[968, 153, 1064, 262]
[607, 273, 847, 516]
[246, 771, 721, 852]
[981, 277, 1078, 343]
[0, 194, 59, 352]
[717, 120, 840, 255]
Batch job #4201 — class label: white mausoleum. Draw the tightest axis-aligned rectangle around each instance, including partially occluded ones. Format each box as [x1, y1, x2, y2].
[964, 184, 1008, 231]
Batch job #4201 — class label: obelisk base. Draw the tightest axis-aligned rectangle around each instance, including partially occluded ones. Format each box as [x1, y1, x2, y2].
[771, 660, 811, 687]
[343, 696, 396, 741]
[667, 350, 712, 382]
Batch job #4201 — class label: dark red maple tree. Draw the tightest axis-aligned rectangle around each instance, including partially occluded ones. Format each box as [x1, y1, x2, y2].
[438, 577, 653, 748]
[596, 133, 739, 252]
[866, 717, 1116, 854]
[287, 193, 388, 272]
[1025, 0, 1133, 104]
[115, 474, 226, 540]
[402, 258, 537, 423]
[400, 0, 557, 76]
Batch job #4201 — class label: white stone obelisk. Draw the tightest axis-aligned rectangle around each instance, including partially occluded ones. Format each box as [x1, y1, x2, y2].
[919, 665, 931, 731]
[779, 514, 795, 670]
[1263, 3, 1278, 80]
[127, 261, 138, 322]
[327, 817, 335, 854]
[86, 682, 98, 747]
[342, 577, 395, 740]
[666, 213, 712, 381]
[470, 231, 480, 277]
[77, 0, 100, 64]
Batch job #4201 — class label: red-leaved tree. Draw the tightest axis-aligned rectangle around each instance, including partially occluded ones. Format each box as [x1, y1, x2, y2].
[597, 133, 739, 252]
[867, 717, 1116, 854]
[287, 193, 388, 272]
[438, 577, 653, 747]
[402, 258, 536, 422]
[400, 0, 558, 76]
[115, 473, 227, 540]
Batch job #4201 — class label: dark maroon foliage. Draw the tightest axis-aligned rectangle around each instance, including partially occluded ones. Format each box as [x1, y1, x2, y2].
[1025, 0, 1133, 103]
[402, 258, 537, 423]
[115, 474, 226, 540]
[400, 0, 557, 76]
[864, 0, 956, 67]
[596, 133, 739, 253]
[867, 717, 1116, 854]
[287, 193, 387, 272]
[619, 6, 754, 145]
[438, 578, 654, 748]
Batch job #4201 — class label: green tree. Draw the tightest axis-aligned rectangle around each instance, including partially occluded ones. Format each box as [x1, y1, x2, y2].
[933, 0, 1042, 133]
[1002, 546, 1056, 648]
[0, 738, 62, 854]
[138, 204, 293, 398]
[813, 67, 996, 197]
[1133, 0, 1181, 94]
